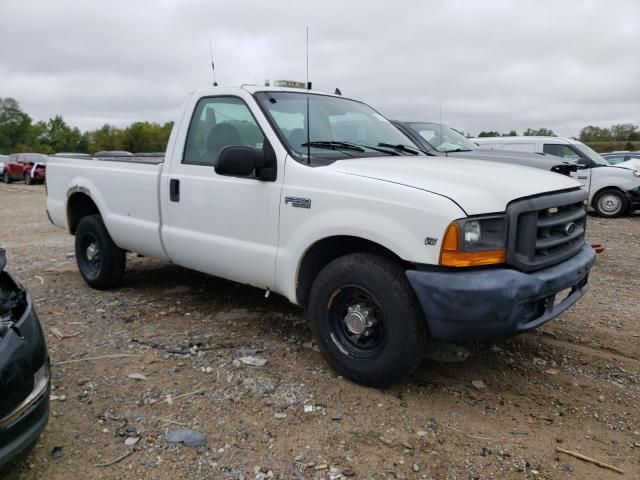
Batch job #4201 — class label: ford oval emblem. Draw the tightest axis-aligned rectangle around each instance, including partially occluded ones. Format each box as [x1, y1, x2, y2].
[563, 222, 577, 236]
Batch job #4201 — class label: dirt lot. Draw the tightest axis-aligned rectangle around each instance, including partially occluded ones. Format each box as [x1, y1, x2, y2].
[1, 183, 639, 479]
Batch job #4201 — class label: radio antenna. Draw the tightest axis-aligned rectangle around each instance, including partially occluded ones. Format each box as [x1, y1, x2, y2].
[306, 27, 310, 89]
[565, 125, 575, 139]
[208, 38, 218, 86]
[306, 27, 311, 164]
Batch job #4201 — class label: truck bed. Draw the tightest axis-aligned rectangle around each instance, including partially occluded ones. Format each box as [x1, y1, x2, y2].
[55, 154, 165, 165]
[46, 155, 169, 260]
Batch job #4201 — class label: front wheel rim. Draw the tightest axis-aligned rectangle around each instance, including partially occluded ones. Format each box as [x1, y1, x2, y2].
[325, 285, 386, 359]
[598, 194, 622, 215]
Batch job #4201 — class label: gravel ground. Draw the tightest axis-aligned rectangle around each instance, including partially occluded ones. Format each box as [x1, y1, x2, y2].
[1, 183, 639, 480]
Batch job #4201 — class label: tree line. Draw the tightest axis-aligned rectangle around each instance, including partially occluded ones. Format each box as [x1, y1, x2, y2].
[1, 96, 637, 155]
[0, 98, 173, 155]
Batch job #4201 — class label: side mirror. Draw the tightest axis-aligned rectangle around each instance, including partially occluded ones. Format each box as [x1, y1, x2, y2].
[576, 158, 590, 170]
[215, 146, 265, 177]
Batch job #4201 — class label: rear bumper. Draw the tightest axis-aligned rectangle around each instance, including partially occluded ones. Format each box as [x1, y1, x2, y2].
[406, 243, 596, 341]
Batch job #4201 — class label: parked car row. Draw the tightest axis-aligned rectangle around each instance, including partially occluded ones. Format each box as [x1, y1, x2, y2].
[2, 136, 638, 220]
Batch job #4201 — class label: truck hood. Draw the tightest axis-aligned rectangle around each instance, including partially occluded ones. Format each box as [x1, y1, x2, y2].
[615, 159, 640, 171]
[326, 156, 581, 215]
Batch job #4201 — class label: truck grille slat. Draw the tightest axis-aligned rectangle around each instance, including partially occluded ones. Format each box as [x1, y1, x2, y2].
[506, 189, 588, 272]
[536, 225, 584, 250]
[536, 208, 586, 228]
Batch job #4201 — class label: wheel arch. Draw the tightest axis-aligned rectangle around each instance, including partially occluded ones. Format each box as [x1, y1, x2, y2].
[67, 190, 101, 234]
[295, 235, 412, 306]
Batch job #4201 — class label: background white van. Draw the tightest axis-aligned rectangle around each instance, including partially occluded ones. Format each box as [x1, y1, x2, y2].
[473, 136, 640, 217]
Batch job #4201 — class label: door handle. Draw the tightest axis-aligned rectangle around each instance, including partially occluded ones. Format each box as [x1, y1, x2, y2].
[170, 179, 180, 202]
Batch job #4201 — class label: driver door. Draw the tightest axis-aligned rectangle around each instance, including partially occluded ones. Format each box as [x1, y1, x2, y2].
[161, 95, 283, 289]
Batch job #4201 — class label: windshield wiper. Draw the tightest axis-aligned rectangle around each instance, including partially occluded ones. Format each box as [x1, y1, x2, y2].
[442, 148, 472, 153]
[301, 141, 365, 153]
[377, 143, 420, 155]
[302, 141, 401, 156]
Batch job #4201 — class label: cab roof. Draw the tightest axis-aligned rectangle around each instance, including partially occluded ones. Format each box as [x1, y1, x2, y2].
[191, 85, 343, 99]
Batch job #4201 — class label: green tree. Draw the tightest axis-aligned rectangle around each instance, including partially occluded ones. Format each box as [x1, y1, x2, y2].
[523, 128, 555, 136]
[123, 122, 159, 152]
[610, 123, 639, 141]
[88, 124, 124, 152]
[0, 98, 34, 153]
[39, 115, 87, 153]
[478, 131, 500, 137]
[579, 125, 612, 142]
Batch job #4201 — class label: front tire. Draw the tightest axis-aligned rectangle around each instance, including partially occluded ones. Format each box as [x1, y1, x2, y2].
[75, 215, 126, 289]
[593, 189, 629, 218]
[3, 173, 11, 184]
[24, 172, 33, 185]
[308, 253, 427, 387]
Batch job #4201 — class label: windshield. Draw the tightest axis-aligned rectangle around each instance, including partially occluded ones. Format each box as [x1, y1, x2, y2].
[25, 154, 47, 163]
[254, 91, 417, 162]
[573, 143, 609, 166]
[408, 122, 476, 152]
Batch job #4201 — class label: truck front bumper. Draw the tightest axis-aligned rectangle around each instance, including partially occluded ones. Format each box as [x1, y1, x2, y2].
[406, 243, 596, 341]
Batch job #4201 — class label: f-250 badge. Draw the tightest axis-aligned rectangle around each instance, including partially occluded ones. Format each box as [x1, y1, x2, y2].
[285, 197, 311, 209]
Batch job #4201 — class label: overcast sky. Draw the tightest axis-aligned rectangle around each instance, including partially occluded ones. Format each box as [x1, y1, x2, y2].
[1, 0, 638, 136]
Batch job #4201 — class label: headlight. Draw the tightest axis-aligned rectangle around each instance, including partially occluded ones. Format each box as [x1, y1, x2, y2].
[633, 170, 640, 178]
[440, 215, 507, 267]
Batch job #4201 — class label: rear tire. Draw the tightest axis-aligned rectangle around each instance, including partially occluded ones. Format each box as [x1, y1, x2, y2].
[75, 214, 126, 289]
[3, 173, 11, 184]
[308, 253, 427, 387]
[24, 172, 33, 185]
[593, 189, 629, 218]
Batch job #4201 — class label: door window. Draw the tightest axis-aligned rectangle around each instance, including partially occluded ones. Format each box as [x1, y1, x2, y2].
[183, 97, 265, 166]
[543, 144, 580, 161]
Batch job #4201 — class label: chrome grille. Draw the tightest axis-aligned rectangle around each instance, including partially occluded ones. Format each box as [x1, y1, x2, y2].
[507, 189, 588, 272]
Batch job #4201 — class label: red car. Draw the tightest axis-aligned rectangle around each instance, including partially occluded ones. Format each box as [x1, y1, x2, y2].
[2, 154, 48, 185]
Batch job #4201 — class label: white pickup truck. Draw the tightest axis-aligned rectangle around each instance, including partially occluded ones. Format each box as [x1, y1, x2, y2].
[47, 85, 596, 386]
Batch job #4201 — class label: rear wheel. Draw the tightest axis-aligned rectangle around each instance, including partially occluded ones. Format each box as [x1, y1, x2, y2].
[24, 172, 33, 185]
[308, 253, 427, 387]
[593, 189, 629, 218]
[75, 214, 126, 289]
[3, 173, 11, 184]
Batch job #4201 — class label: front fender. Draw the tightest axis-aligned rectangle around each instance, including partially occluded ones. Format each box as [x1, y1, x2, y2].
[275, 164, 465, 303]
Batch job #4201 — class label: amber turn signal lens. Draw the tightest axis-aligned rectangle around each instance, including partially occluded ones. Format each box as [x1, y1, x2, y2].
[439, 222, 506, 267]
